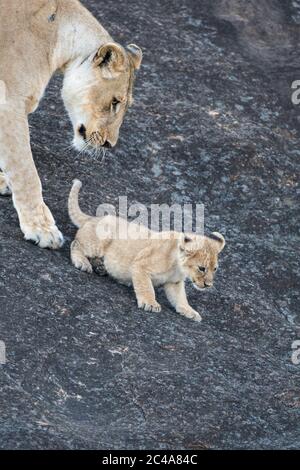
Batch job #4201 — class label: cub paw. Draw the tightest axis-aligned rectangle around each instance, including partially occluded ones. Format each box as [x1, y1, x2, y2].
[0, 173, 11, 196]
[179, 308, 202, 322]
[90, 257, 107, 276]
[191, 312, 202, 322]
[73, 258, 93, 274]
[138, 299, 162, 313]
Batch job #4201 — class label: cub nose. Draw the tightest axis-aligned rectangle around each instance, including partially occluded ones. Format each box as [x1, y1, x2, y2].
[102, 140, 112, 149]
[78, 124, 86, 140]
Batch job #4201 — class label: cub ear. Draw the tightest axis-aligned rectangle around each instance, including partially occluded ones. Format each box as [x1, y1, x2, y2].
[184, 235, 192, 244]
[179, 234, 195, 255]
[210, 232, 225, 252]
[126, 44, 143, 70]
[93, 43, 126, 77]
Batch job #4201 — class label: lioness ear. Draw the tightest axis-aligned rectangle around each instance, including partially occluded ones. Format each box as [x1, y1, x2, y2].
[93, 43, 126, 77]
[126, 44, 143, 70]
[210, 232, 225, 253]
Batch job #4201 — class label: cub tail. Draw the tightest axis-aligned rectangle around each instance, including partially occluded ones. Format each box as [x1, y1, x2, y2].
[68, 179, 91, 228]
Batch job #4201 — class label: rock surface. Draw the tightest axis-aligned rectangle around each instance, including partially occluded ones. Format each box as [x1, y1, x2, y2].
[0, 0, 299, 450]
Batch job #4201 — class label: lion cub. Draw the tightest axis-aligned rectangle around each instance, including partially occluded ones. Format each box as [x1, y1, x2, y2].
[68, 180, 225, 322]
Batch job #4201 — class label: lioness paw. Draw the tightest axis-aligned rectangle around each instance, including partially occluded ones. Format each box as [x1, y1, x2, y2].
[19, 203, 64, 249]
[23, 223, 64, 250]
[138, 299, 162, 313]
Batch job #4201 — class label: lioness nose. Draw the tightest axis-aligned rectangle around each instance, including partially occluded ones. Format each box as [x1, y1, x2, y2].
[102, 140, 112, 149]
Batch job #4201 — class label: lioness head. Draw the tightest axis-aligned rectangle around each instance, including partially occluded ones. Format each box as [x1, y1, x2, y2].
[62, 42, 142, 152]
[179, 232, 225, 290]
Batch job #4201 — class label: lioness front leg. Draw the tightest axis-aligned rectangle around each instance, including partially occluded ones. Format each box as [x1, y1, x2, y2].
[164, 281, 202, 322]
[132, 265, 161, 313]
[0, 108, 63, 248]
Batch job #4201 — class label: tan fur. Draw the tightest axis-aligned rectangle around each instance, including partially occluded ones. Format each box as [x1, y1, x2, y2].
[69, 180, 226, 322]
[0, 0, 142, 248]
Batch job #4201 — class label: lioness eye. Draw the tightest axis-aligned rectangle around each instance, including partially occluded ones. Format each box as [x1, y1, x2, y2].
[198, 266, 206, 273]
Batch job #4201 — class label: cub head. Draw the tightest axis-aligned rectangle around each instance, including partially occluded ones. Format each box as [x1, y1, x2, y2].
[62, 42, 142, 152]
[179, 232, 225, 290]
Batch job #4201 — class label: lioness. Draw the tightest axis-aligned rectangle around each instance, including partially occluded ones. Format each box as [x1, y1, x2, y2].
[68, 180, 226, 322]
[0, 0, 142, 248]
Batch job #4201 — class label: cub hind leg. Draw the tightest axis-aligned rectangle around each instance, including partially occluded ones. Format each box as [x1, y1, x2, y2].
[71, 239, 93, 273]
[0, 172, 11, 196]
[90, 257, 107, 276]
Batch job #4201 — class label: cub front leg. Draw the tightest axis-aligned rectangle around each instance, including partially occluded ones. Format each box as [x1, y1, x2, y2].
[0, 107, 63, 249]
[70, 239, 93, 273]
[132, 264, 161, 313]
[164, 281, 202, 322]
[0, 172, 11, 196]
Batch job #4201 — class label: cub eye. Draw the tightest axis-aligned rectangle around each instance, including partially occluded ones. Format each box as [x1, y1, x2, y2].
[111, 98, 120, 109]
[198, 266, 206, 273]
[214, 267, 218, 271]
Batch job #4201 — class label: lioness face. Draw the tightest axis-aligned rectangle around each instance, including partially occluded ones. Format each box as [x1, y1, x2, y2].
[62, 43, 142, 152]
[180, 233, 225, 290]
